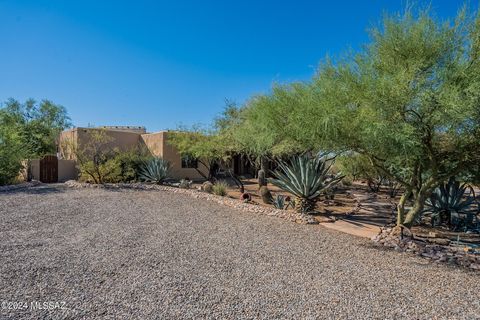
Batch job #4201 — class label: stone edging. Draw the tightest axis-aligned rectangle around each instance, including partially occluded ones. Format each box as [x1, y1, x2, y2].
[373, 226, 480, 271]
[64, 180, 319, 225]
[0, 181, 41, 192]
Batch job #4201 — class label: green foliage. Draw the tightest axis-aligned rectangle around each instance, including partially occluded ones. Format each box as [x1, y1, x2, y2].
[423, 178, 479, 231]
[213, 7, 480, 225]
[78, 151, 151, 184]
[73, 129, 151, 184]
[114, 150, 152, 182]
[0, 140, 23, 185]
[306, 9, 480, 225]
[2, 98, 71, 157]
[168, 129, 225, 180]
[270, 155, 343, 213]
[138, 157, 171, 184]
[272, 194, 290, 210]
[212, 180, 228, 196]
[0, 98, 70, 185]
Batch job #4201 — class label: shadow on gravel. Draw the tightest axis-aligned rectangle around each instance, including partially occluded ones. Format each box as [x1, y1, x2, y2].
[0, 185, 65, 195]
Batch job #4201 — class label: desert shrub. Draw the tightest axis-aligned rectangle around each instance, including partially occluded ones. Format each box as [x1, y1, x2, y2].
[0, 128, 23, 185]
[114, 150, 152, 182]
[212, 180, 228, 196]
[340, 176, 353, 186]
[78, 149, 152, 184]
[0, 154, 23, 185]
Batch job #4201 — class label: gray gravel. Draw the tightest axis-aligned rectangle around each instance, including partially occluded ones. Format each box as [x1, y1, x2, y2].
[0, 185, 479, 319]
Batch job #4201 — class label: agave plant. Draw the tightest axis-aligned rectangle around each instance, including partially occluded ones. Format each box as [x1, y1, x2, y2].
[272, 194, 286, 210]
[424, 178, 479, 231]
[269, 155, 343, 213]
[138, 157, 171, 184]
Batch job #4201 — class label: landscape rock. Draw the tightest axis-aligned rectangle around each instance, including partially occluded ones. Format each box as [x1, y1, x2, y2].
[372, 226, 480, 271]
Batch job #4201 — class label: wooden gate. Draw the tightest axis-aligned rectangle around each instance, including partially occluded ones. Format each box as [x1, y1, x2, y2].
[40, 155, 58, 183]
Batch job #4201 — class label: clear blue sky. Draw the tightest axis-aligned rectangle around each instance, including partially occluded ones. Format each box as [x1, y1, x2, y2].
[0, 1, 475, 132]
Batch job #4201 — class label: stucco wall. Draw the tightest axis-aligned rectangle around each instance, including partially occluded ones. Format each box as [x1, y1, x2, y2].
[140, 132, 164, 157]
[29, 159, 40, 181]
[58, 160, 78, 182]
[59, 128, 210, 181]
[59, 128, 143, 160]
[141, 131, 209, 181]
[28, 159, 77, 182]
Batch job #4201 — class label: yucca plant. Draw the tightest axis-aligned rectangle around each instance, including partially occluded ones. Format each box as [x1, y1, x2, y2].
[138, 157, 171, 184]
[424, 178, 479, 230]
[269, 155, 343, 213]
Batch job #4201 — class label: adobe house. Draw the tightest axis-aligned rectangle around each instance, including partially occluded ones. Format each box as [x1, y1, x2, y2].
[57, 126, 210, 180]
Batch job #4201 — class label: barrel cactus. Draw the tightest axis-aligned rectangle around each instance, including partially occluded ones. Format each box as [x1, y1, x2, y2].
[259, 186, 273, 204]
[258, 169, 267, 188]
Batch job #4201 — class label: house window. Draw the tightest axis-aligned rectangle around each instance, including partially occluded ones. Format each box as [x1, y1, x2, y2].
[181, 155, 198, 168]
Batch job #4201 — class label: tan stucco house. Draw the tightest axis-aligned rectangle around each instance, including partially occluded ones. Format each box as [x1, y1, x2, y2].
[58, 126, 210, 180]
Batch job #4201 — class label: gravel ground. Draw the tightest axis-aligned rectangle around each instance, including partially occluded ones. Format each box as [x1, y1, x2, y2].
[0, 185, 479, 319]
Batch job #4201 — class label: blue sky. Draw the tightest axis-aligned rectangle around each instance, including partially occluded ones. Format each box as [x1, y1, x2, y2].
[0, 1, 475, 132]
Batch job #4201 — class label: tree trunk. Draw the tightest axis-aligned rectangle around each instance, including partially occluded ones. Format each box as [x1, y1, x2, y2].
[396, 188, 411, 226]
[260, 156, 268, 174]
[402, 188, 431, 228]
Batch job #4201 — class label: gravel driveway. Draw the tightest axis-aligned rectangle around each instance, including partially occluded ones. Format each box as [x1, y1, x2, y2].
[0, 185, 479, 319]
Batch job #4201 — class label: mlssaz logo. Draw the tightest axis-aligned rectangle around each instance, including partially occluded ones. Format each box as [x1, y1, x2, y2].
[30, 301, 67, 310]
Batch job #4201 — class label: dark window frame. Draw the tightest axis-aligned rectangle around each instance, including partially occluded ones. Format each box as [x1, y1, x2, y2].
[181, 155, 198, 169]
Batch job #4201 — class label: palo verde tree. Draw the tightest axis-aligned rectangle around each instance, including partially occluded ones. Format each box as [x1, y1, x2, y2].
[169, 102, 247, 190]
[232, 85, 310, 172]
[168, 127, 225, 181]
[302, 8, 480, 227]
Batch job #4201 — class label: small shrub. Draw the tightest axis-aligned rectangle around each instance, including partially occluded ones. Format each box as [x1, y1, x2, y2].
[138, 157, 171, 184]
[78, 150, 152, 184]
[0, 154, 23, 185]
[212, 180, 228, 196]
[272, 194, 286, 209]
[341, 176, 353, 187]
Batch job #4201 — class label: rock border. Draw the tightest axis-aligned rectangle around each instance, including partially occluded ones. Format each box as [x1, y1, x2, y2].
[373, 226, 480, 271]
[64, 180, 319, 225]
[0, 180, 41, 193]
